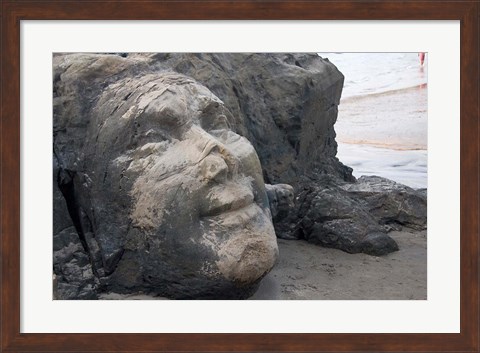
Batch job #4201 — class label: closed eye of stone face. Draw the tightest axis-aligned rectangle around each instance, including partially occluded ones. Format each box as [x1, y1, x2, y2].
[139, 90, 192, 140]
[134, 126, 174, 148]
[198, 98, 234, 130]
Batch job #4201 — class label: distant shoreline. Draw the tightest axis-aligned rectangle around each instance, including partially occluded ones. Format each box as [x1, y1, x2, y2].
[338, 140, 427, 151]
[336, 82, 427, 150]
[341, 82, 428, 104]
[335, 80, 427, 189]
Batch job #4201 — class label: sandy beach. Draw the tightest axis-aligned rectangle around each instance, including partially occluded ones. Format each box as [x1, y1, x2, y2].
[252, 230, 427, 300]
[323, 52, 428, 189]
[336, 85, 427, 151]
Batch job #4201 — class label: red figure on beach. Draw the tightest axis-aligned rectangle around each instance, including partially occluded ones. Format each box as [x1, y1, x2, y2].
[419, 52, 426, 66]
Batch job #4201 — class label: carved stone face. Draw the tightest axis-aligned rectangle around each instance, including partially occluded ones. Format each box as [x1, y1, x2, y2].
[88, 73, 278, 298]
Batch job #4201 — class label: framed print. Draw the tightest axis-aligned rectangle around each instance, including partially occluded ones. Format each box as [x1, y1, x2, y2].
[1, 1, 479, 352]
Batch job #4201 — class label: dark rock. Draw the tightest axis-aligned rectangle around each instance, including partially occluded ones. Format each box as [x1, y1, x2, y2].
[292, 178, 399, 255]
[53, 155, 73, 235]
[341, 176, 427, 231]
[361, 232, 399, 256]
[53, 57, 278, 299]
[265, 183, 294, 220]
[53, 227, 99, 299]
[265, 183, 298, 240]
[54, 150, 99, 299]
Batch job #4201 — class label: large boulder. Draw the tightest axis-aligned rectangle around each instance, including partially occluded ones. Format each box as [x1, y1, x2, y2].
[53, 55, 278, 299]
[292, 178, 399, 256]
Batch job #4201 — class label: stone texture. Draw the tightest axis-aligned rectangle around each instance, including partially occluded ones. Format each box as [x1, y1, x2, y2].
[54, 152, 99, 299]
[53, 56, 278, 299]
[265, 183, 295, 220]
[291, 177, 399, 256]
[341, 175, 427, 231]
[265, 183, 297, 240]
[271, 175, 426, 255]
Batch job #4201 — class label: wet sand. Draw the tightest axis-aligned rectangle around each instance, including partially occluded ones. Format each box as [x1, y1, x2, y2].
[336, 85, 427, 150]
[337, 143, 427, 188]
[335, 85, 427, 189]
[252, 229, 427, 300]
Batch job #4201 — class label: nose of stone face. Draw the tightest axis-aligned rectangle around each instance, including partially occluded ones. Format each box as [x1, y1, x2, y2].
[193, 127, 240, 177]
[200, 154, 229, 182]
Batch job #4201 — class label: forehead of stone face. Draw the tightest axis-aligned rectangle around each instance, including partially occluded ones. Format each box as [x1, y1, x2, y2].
[139, 73, 222, 126]
[93, 73, 225, 149]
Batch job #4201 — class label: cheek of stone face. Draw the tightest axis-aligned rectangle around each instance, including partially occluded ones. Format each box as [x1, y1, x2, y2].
[129, 144, 207, 230]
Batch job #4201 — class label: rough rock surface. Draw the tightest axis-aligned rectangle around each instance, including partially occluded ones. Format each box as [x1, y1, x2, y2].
[265, 183, 297, 240]
[53, 55, 278, 299]
[289, 177, 399, 256]
[265, 184, 295, 220]
[53, 157, 99, 299]
[341, 176, 427, 231]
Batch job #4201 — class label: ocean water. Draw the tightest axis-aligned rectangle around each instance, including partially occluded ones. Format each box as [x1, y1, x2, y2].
[318, 53, 428, 189]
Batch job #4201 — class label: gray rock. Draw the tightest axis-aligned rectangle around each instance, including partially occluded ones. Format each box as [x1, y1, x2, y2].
[265, 183, 294, 219]
[53, 227, 99, 299]
[53, 58, 278, 299]
[341, 176, 427, 231]
[361, 232, 400, 256]
[265, 183, 298, 240]
[292, 178, 399, 256]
